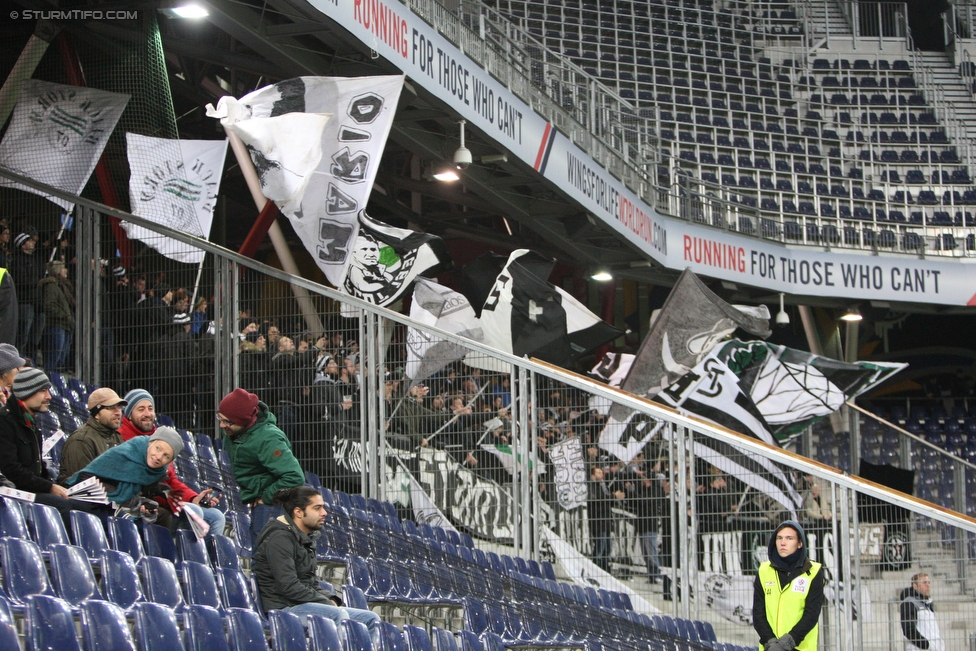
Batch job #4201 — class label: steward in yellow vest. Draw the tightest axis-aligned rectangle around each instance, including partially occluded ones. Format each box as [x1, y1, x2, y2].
[753, 520, 824, 651]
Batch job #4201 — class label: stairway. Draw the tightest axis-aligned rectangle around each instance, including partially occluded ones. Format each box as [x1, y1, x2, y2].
[916, 51, 976, 146]
[804, 0, 854, 50]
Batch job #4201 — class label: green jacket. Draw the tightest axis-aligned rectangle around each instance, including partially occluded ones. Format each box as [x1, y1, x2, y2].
[39, 275, 75, 331]
[225, 402, 304, 505]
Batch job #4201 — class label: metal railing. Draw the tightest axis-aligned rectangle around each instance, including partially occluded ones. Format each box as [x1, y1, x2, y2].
[6, 166, 976, 651]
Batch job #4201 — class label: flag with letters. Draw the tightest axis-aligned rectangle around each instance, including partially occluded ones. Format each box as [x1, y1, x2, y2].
[124, 134, 228, 263]
[205, 75, 404, 285]
[405, 278, 483, 385]
[0, 80, 129, 211]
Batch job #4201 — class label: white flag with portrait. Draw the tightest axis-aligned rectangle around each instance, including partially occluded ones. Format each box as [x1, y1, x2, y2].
[206, 75, 404, 285]
[0, 80, 129, 211]
[124, 134, 228, 263]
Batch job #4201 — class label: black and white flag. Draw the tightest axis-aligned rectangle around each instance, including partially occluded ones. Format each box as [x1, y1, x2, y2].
[548, 437, 588, 510]
[342, 211, 451, 307]
[206, 75, 404, 285]
[473, 250, 622, 369]
[590, 352, 634, 388]
[0, 80, 129, 211]
[405, 278, 483, 384]
[124, 134, 228, 263]
[608, 268, 770, 422]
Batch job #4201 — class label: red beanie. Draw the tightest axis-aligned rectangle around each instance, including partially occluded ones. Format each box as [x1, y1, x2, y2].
[219, 388, 259, 428]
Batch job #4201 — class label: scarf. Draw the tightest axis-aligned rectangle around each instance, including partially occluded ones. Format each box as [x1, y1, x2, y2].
[66, 436, 168, 503]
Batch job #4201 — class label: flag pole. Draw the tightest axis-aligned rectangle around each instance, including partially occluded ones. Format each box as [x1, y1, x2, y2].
[223, 128, 325, 335]
[189, 254, 206, 311]
[423, 382, 491, 442]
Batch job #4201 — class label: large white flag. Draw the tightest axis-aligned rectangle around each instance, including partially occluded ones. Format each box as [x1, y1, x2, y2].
[206, 75, 404, 285]
[0, 80, 129, 211]
[124, 134, 228, 263]
[405, 278, 483, 384]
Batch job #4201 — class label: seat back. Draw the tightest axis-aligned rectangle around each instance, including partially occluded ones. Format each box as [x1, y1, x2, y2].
[339, 620, 373, 651]
[138, 556, 185, 611]
[25, 594, 81, 651]
[180, 561, 221, 609]
[132, 602, 186, 651]
[176, 530, 209, 565]
[50, 543, 101, 606]
[0, 536, 55, 604]
[80, 600, 136, 651]
[28, 502, 70, 551]
[143, 523, 178, 563]
[226, 511, 253, 558]
[0, 497, 29, 539]
[100, 549, 145, 611]
[476, 634, 504, 651]
[430, 628, 458, 651]
[455, 631, 481, 651]
[206, 534, 241, 570]
[402, 626, 432, 651]
[108, 516, 145, 561]
[70, 510, 110, 560]
[377, 622, 407, 651]
[183, 605, 232, 651]
[215, 568, 256, 611]
[226, 608, 271, 651]
[269, 610, 309, 651]
[462, 598, 489, 636]
[304, 614, 340, 651]
[342, 585, 369, 611]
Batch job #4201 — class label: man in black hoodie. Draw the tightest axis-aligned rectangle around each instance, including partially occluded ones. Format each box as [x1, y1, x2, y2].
[252, 486, 380, 642]
[753, 520, 824, 651]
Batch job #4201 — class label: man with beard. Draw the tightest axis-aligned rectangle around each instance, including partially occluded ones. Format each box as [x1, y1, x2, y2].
[116, 389, 225, 535]
[56, 388, 127, 484]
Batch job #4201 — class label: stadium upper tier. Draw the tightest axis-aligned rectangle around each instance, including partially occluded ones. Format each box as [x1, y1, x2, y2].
[480, 0, 976, 256]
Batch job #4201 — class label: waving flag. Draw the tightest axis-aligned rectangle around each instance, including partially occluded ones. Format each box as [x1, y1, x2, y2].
[472, 250, 622, 369]
[205, 75, 405, 285]
[405, 278, 483, 384]
[124, 134, 228, 263]
[0, 80, 129, 210]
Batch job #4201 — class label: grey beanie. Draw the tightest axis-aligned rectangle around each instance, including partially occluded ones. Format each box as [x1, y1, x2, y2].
[0, 344, 24, 376]
[12, 368, 51, 399]
[148, 426, 184, 458]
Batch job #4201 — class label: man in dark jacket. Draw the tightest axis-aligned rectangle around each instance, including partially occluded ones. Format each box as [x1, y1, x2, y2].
[0, 266, 17, 346]
[10, 231, 45, 360]
[0, 368, 92, 527]
[55, 387, 127, 484]
[900, 572, 945, 651]
[252, 486, 380, 642]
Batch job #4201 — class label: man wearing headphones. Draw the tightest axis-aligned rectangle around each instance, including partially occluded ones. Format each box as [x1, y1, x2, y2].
[56, 387, 127, 485]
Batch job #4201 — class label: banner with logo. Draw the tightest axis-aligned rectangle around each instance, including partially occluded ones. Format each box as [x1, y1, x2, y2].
[0, 80, 129, 210]
[124, 134, 228, 263]
[548, 436, 587, 510]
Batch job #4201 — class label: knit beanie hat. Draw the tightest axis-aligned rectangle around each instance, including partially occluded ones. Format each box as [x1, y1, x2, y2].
[46, 260, 64, 276]
[218, 388, 259, 428]
[149, 426, 184, 458]
[12, 368, 51, 399]
[0, 344, 24, 376]
[13, 233, 30, 248]
[173, 312, 191, 325]
[122, 389, 154, 420]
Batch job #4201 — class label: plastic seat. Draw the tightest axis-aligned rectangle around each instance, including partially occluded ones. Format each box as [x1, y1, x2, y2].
[214, 568, 257, 611]
[226, 608, 271, 651]
[183, 605, 231, 651]
[226, 511, 253, 559]
[0, 596, 16, 651]
[478, 633, 504, 651]
[457, 632, 482, 651]
[25, 595, 80, 651]
[0, 536, 56, 606]
[176, 530, 209, 565]
[0, 497, 29, 539]
[133, 602, 185, 651]
[28, 502, 70, 553]
[343, 585, 370, 611]
[50, 544, 101, 608]
[139, 556, 186, 612]
[108, 516, 145, 561]
[100, 549, 145, 612]
[80, 600, 136, 651]
[70, 510, 110, 562]
[403, 626, 434, 651]
[181, 561, 221, 610]
[431, 628, 458, 651]
[143, 523, 178, 564]
[206, 534, 241, 571]
[308, 615, 343, 651]
[270, 610, 309, 651]
[339, 620, 373, 651]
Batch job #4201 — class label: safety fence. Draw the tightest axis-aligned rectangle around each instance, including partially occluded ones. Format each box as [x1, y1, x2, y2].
[4, 167, 976, 651]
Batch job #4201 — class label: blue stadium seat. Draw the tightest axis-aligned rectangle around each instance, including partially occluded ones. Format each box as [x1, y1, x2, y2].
[100, 549, 145, 612]
[71, 510, 110, 562]
[27, 502, 70, 553]
[0, 537, 56, 607]
[139, 556, 186, 612]
[270, 610, 309, 651]
[0, 497, 29, 539]
[25, 595, 79, 651]
[180, 561, 221, 610]
[176, 530, 209, 565]
[431, 628, 459, 651]
[0, 596, 16, 651]
[403, 626, 433, 651]
[308, 615, 343, 651]
[183, 605, 230, 651]
[80, 600, 136, 651]
[457, 631, 482, 651]
[143, 523, 178, 564]
[339, 620, 373, 651]
[214, 568, 257, 612]
[133, 602, 185, 651]
[207, 534, 242, 571]
[226, 608, 271, 651]
[108, 516, 145, 561]
[49, 544, 101, 608]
